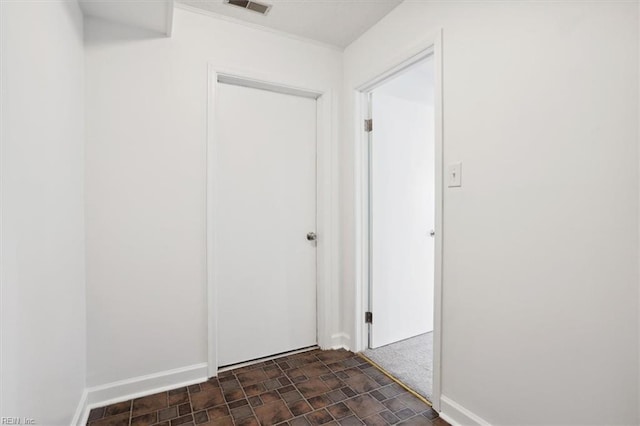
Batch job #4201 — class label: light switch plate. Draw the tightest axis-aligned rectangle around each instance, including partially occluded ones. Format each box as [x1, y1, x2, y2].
[448, 162, 462, 187]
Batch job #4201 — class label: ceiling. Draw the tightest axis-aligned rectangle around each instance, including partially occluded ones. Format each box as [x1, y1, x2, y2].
[79, 0, 173, 36]
[176, 0, 403, 48]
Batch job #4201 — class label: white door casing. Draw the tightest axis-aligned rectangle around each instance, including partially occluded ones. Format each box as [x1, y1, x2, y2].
[353, 30, 443, 411]
[207, 67, 337, 378]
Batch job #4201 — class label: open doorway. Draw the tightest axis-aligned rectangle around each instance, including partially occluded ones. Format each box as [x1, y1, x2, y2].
[362, 55, 437, 403]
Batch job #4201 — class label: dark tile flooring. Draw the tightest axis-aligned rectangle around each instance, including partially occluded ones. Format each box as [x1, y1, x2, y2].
[86, 349, 448, 426]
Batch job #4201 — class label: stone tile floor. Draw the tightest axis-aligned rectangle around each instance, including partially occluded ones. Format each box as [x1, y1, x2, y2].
[86, 349, 448, 426]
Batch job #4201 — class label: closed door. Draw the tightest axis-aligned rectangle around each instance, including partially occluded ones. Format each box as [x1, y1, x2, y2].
[369, 57, 435, 348]
[215, 82, 317, 367]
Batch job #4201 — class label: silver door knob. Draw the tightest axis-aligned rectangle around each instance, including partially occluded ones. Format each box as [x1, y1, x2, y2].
[307, 232, 317, 241]
[429, 230, 435, 237]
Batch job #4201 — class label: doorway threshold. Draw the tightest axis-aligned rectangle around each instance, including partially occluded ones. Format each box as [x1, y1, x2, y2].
[217, 345, 319, 373]
[357, 352, 432, 407]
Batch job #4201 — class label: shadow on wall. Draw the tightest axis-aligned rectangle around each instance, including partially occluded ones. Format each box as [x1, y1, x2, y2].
[83, 17, 167, 47]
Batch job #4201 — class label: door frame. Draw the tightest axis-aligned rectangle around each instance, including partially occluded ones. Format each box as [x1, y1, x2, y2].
[206, 65, 337, 377]
[352, 30, 444, 411]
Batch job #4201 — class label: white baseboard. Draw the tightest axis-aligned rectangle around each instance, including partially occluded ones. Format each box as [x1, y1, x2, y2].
[71, 389, 88, 426]
[329, 333, 351, 350]
[440, 395, 492, 426]
[76, 363, 208, 425]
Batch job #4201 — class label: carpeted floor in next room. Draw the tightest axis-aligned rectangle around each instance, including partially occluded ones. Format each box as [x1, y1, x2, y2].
[363, 333, 433, 402]
[86, 348, 447, 426]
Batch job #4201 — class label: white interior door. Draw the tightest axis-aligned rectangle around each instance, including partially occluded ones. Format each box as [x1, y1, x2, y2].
[215, 82, 317, 367]
[369, 60, 435, 349]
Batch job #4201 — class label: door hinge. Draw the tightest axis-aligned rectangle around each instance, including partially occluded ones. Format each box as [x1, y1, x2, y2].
[365, 311, 373, 324]
[364, 119, 373, 133]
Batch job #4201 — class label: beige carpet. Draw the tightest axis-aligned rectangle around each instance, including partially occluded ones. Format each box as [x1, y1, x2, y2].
[363, 332, 433, 401]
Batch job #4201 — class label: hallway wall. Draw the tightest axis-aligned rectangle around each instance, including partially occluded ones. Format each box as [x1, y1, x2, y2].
[2, 2, 639, 424]
[0, 1, 87, 423]
[84, 7, 342, 388]
[342, 1, 639, 424]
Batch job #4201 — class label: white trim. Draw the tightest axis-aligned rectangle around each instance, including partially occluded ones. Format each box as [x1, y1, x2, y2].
[165, 0, 174, 37]
[206, 62, 219, 379]
[352, 29, 444, 412]
[77, 363, 208, 425]
[439, 395, 492, 426]
[432, 29, 444, 413]
[356, 47, 434, 93]
[71, 389, 88, 426]
[329, 332, 350, 350]
[206, 65, 337, 378]
[217, 74, 320, 99]
[175, 3, 343, 52]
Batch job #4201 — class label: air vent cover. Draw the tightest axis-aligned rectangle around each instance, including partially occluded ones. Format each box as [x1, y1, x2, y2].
[225, 0, 271, 15]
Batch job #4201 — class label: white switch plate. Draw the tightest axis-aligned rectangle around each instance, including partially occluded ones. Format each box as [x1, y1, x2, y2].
[448, 162, 462, 187]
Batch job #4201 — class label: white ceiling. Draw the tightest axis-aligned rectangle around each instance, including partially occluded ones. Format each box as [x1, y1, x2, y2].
[79, 0, 173, 36]
[176, 0, 403, 48]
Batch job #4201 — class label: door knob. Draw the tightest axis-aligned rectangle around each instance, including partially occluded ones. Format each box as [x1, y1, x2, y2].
[307, 232, 317, 241]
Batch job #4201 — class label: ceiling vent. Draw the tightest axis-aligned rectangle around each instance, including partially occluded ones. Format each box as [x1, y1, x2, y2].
[225, 0, 271, 15]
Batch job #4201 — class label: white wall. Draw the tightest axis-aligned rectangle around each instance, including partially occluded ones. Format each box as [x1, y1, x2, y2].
[0, 1, 86, 424]
[343, 1, 639, 424]
[84, 7, 342, 387]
